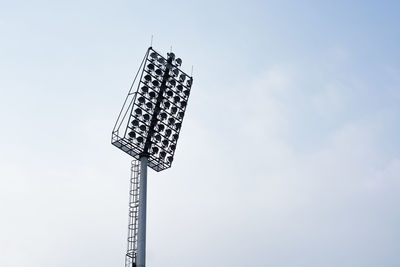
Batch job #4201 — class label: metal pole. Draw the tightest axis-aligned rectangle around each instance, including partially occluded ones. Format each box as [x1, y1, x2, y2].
[137, 154, 148, 267]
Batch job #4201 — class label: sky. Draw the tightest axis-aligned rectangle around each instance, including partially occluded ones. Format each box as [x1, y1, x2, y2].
[1, 0, 400, 266]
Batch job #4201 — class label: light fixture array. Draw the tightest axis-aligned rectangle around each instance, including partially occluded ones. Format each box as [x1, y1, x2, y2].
[112, 47, 193, 171]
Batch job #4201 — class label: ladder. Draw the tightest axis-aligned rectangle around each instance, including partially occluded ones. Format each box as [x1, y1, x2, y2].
[125, 160, 141, 267]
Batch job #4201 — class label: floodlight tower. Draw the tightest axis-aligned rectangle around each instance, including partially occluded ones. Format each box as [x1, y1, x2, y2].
[112, 47, 193, 267]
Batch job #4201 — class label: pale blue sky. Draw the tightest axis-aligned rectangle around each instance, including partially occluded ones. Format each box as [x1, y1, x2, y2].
[1, 1, 400, 267]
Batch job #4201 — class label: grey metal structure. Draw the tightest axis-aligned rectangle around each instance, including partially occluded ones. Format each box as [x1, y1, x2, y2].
[112, 47, 193, 267]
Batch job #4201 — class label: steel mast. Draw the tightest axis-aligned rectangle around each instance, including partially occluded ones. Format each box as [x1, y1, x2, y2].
[112, 47, 194, 267]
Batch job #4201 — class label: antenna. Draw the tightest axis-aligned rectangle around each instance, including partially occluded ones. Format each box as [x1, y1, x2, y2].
[150, 35, 153, 47]
[111, 46, 194, 267]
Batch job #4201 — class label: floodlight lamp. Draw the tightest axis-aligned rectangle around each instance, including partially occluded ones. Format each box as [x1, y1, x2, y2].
[169, 79, 176, 87]
[168, 68, 177, 77]
[167, 156, 173, 163]
[175, 58, 182, 66]
[152, 80, 160, 87]
[168, 118, 175, 126]
[150, 52, 158, 59]
[141, 85, 149, 93]
[155, 69, 163, 76]
[173, 96, 180, 104]
[147, 63, 155, 71]
[135, 108, 142, 115]
[144, 74, 152, 82]
[159, 112, 167, 121]
[128, 131, 136, 138]
[143, 114, 150, 121]
[157, 124, 165, 132]
[167, 52, 175, 60]
[166, 90, 173, 98]
[145, 102, 153, 110]
[162, 101, 171, 110]
[180, 101, 187, 108]
[137, 136, 144, 143]
[171, 106, 178, 114]
[149, 91, 156, 99]
[139, 124, 147, 132]
[162, 139, 169, 147]
[157, 57, 166, 65]
[131, 119, 139, 126]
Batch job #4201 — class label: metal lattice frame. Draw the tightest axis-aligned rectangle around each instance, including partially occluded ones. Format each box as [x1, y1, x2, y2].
[112, 47, 193, 172]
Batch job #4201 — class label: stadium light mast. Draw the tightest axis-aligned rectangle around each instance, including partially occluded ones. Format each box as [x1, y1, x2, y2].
[112, 47, 193, 267]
